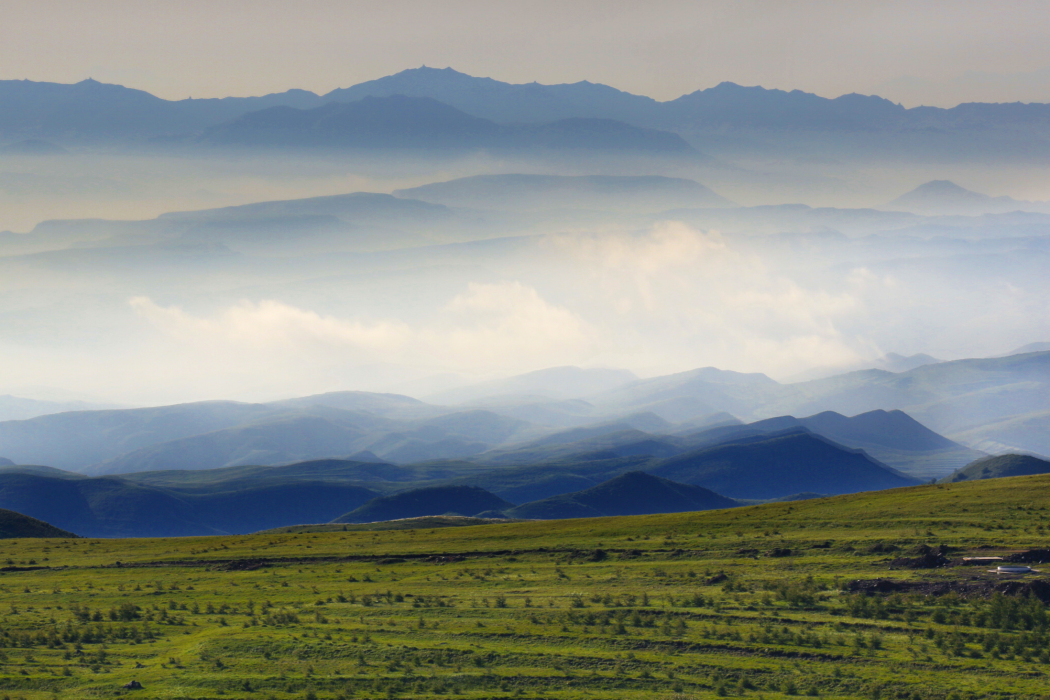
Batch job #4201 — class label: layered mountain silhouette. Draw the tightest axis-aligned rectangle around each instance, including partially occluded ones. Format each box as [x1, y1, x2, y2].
[7, 68, 1050, 162]
[884, 180, 1045, 216]
[0, 465, 380, 537]
[505, 471, 736, 519]
[0, 78, 325, 142]
[0, 403, 935, 535]
[394, 174, 732, 213]
[943, 454, 1050, 483]
[648, 430, 917, 500]
[201, 95, 698, 155]
[0, 373, 989, 481]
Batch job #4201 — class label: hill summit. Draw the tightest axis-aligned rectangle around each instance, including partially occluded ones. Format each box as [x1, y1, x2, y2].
[943, 454, 1050, 483]
[506, 471, 736, 520]
[884, 180, 1030, 215]
[0, 509, 76, 538]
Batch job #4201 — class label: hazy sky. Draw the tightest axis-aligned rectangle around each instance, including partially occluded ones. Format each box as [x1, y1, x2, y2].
[5, 0, 1050, 107]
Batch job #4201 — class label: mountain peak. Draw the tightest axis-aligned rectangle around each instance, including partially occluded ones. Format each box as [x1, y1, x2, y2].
[883, 179, 1028, 215]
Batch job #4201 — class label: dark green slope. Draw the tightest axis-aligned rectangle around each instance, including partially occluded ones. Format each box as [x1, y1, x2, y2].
[943, 454, 1050, 483]
[649, 429, 918, 500]
[334, 485, 514, 524]
[0, 509, 76, 538]
[0, 472, 378, 537]
[506, 471, 736, 520]
[0, 474, 205, 537]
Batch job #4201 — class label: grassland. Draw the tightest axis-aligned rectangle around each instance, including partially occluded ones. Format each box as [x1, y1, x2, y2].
[1, 475, 1050, 699]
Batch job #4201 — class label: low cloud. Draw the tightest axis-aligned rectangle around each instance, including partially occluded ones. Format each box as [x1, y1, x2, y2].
[545, 222, 866, 376]
[129, 281, 597, 395]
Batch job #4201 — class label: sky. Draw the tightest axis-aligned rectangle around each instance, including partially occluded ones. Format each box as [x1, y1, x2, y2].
[4, 0, 1050, 107]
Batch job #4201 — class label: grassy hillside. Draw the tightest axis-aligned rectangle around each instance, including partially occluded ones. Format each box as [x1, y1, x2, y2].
[0, 475, 1047, 698]
[944, 453, 1050, 483]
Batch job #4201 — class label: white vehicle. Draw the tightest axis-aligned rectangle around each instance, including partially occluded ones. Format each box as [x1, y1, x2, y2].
[989, 565, 1040, 574]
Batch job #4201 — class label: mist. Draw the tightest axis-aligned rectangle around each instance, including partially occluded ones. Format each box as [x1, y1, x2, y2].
[1, 146, 1048, 406]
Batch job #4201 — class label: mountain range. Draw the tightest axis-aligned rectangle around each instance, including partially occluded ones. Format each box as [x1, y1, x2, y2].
[201, 95, 698, 156]
[5, 344, 1050, 535]
[7, 67, 1050, 161]
[0, 422, 912, 536]
[8, 348, 1047, 481]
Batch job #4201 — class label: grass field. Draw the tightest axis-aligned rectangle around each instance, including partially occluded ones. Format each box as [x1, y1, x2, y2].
[1, 475, 1049, 699]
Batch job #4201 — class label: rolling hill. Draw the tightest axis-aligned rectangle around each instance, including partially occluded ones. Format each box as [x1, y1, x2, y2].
[333, 485, 514, 524]
[649, 430, 918, 500]
[943, 453, 1050, 483]
[505, 471, 736, 520]
[472, 408, 969, 480]
[0, 469, 379, 537]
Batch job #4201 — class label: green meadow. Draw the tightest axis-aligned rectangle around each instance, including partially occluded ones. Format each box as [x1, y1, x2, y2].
[1, 475, 1049, 700]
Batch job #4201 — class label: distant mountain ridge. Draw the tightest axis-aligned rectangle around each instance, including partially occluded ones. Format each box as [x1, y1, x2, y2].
[505, 471, 736, 519]
[0, 355, 1010, 479]
[884, 180, 1048, 216]
[395, 174, 733, 213]
[648, 430, 917, 499]
[7, 68, 1050, 161]
[201, 95, 699, 156]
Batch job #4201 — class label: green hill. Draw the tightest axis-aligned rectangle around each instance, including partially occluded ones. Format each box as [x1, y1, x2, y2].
[506, 471, 736, 519]
[942, 453, 1050, 483]
[0, 508, 76, 538]
[333, 485, 514, 524]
